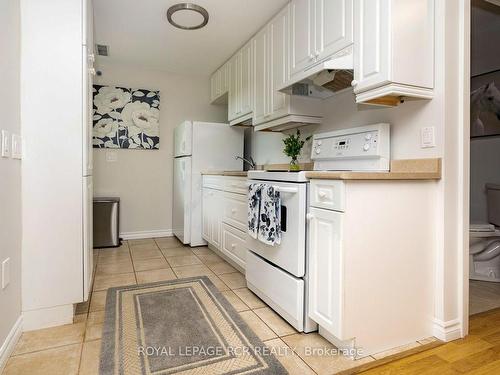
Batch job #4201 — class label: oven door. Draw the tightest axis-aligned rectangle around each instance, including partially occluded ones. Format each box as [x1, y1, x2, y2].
[246, 180, 308, 278]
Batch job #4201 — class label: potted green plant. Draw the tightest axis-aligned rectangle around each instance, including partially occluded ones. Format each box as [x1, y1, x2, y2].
[282, 129, 311, 171]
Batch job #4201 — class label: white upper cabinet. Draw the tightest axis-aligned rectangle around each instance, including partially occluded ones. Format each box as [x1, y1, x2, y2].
[210, 60, 230, 104]
[253, 27, 269, 125]
[352, 0, 434, 105]
[270, 6, 290, 116]
[290, 0, 353, 80]
[228, 40, 254, 125]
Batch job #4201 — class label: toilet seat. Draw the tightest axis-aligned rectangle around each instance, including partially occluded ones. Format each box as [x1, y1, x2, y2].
[469, 224, 500, 282]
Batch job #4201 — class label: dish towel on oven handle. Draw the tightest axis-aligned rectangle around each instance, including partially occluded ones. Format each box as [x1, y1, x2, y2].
[247, 183, 282, 246]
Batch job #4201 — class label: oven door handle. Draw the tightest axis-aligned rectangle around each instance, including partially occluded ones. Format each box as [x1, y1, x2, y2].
[246, 183, 298, 195]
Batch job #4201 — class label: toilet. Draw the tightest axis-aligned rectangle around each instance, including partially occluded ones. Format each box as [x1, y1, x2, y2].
[470, 183, 500, 282]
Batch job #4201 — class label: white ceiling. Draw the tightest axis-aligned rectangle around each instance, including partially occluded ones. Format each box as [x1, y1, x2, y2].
[93, 0, 289, 76]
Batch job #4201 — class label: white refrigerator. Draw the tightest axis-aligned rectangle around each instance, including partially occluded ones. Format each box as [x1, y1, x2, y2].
[173, 121, 244, 246]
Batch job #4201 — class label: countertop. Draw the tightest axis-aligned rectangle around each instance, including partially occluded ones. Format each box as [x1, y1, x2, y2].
[202, 158, 442, 180]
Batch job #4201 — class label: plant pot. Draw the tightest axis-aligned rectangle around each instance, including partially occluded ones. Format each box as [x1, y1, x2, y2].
[289, 159, 300, 171]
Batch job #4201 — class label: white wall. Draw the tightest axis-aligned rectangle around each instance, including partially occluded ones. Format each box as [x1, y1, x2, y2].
[93, 62, 226, 236]
[0, 0, 22, 358]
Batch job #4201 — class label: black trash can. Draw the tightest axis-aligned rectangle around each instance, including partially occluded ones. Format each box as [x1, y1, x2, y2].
[93, 197, 120, 248]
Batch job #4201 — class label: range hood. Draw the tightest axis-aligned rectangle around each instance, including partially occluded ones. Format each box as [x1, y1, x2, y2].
[278, 46, 354, 99]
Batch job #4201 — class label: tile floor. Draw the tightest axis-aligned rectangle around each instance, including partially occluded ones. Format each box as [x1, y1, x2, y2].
[2, 237, 436, 375]
[469, 280, 500, 315]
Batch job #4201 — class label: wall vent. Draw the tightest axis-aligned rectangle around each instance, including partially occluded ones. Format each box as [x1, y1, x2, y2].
[96, 44, 109, 57]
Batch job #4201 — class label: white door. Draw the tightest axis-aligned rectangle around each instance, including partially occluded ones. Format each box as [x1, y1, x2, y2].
[240, 41, 253, 117]
[269, 5, 290, 118]
[253, 26, 269, 125]
[352, 0, 390, 92]
[173, 157, 192, 244]
[83, 176, 93, 301]
[315, 0, 353, 61]
[174, 121, 193, 157]
[290, 0, 315, 78]
[202, 188, 212, 242]
[308, 207, 344, 339]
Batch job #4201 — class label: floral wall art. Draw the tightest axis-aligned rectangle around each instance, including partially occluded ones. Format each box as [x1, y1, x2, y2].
[93, 85, 160, 149]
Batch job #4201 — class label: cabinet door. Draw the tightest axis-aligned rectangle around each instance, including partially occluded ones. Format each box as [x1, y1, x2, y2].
[315, 0, 353, 61]
[308, 207, 344, 339]
[211, 190, 222, 248]
[253, 26, 269, 124]
[228, 54, 241, 121]
[210, 72, 218, 102]
[352, 0, 390, 92]
[269, 5, 290, 117]
[290, 0, 314, 78]
[240, 41, 253, 116]
[202, 188, 212, 242]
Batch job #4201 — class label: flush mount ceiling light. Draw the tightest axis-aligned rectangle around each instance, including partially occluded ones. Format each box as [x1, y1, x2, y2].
[167, 3, 209, 30]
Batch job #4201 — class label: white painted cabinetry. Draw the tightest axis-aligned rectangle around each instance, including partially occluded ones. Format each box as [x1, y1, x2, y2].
[210, 60, 230, 104]
[307, 179, 437, 356]
[352, 0, 434, 105]
[228, 40, 254, 125]
[202, 176, 248, 270]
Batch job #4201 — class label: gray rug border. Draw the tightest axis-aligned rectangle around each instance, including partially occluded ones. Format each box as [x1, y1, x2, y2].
[99, 276, 288, 375]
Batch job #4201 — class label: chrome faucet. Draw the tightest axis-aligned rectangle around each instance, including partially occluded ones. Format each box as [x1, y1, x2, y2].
[235, 155, 256, 170]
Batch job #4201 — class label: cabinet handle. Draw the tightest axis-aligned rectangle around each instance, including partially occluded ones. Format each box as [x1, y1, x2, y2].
[351, 80, 358, 87]
[309, 54, 315, 61]
[231, 243, 236, 250]
[306, 213, 314, 221]
[231, 208, 237, 214]
[318, 191, 327, 199]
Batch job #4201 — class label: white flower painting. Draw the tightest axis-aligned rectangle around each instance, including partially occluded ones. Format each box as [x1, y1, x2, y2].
[92, 85, 160, 149]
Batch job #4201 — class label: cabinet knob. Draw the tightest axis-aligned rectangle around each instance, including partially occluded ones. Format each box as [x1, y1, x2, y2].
[309, 54, 315, 61]
[231, 208, 237, 214]
[351, 80, 358, 87]
[318, 191, 327, 199]
[231, 244, 236, 250]
[306, 213, 314, 221]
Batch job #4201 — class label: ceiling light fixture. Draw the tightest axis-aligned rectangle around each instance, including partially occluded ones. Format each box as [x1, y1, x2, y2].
[166, 3, 209, 30]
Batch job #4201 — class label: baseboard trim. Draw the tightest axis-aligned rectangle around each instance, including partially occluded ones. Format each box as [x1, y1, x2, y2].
[0, 316, 23, 373]
[432, 318, 462, 341]
[120, 230, 173, 240]
[23, 304, 73, 331]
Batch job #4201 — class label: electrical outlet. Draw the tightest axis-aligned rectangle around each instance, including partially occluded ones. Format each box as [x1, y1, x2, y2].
[2, 258, 10, 289]
[420, 127, 436, 148]
[1, 130, 11, 158]
[11, 134, 23, 160]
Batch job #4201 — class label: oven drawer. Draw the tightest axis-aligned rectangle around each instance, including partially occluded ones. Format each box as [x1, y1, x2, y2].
[223, 192, 247, 232]
[222, 223, 247, 270]
[310, 180, 345, 212]
[202, 175, 225, 191]
[246, 251, 305, 331]
[224, 177, 247, 195]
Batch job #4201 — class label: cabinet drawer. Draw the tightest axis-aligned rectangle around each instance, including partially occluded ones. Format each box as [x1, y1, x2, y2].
[223, 192, 247, 231]
[202, 175, 225, 190]
[222, 223, 247, 269]
[224, 177, 248, 195]
[310, 180, 345, 212]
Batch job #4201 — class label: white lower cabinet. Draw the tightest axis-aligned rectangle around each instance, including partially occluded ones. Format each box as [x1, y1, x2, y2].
[202, 176, 248, 270]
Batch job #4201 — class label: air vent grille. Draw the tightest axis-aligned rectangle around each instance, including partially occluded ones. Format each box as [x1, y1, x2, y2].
[96, 44, 109, 57]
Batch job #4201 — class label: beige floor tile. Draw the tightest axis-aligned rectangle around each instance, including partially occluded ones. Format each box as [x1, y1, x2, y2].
[73, 314, 87, 324]
[233, 288, 266, 309]
[128, 238, 155, 246]
[97, 252, 131, 265]
[90, 290, 107, 312]
[130, 248, 163, 260]
[128, 242, 159, 252]
[4, 344, 82, 375]
[93, 273, 136, 291]
[74, 300, 89, 315]
[79, 340, 101, 375]
[221, 290, 250, 312]
[206, 274, 231, 292]
[219, 272, 246, 289]
[166, 254, 202, 267]
[196, 253, 224, 265]
[155, 237, 183, 249]
[161, 247, 194, 257]
[136, 268, 177, 284]
[191, 247, 214, 256]
[14, 323, 86, 355]
[372, 341, 421, 360]
[95, 260, 134, 275]
[282, 333, 374, 375]
[254, 307, 297, 337]
[133, 257, 169, 272]
[264, 338, 316, 375]
[172, 264, 214, 278]
[85, 322, 103, 342]
[87, 311, 105, 326]
[239, 311, 277, 341]
[207, 261, 237, 275]
[98, 246, 129, 258]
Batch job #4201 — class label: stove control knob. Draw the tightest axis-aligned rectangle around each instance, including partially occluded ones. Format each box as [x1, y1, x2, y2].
[317, 140, 322, 146]
[365, 133, 372, 141]
[363, 143, 370, 151]
[316, 148, 321, 154]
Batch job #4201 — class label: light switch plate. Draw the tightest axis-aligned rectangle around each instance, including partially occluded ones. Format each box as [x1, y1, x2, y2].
[11, 134, 22, 159]
[420, 127, 436, 148]
[1, 130, 11, 158]
[2, 258, 10, 289]
[106, 151, 118, 162]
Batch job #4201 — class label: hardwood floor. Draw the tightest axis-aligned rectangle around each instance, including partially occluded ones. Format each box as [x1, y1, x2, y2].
[359, 308, 500, 374]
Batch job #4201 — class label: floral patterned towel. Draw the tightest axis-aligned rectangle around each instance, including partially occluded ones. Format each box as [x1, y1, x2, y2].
[248, 184, 282, 246]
